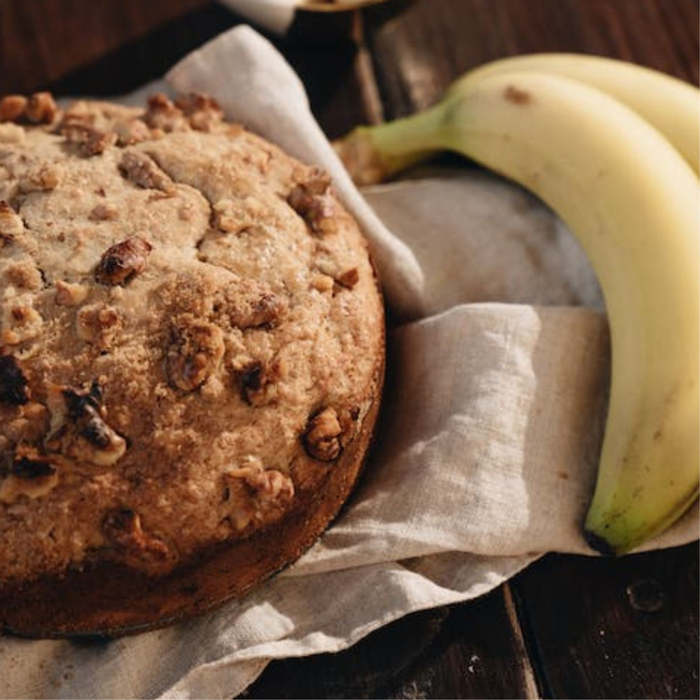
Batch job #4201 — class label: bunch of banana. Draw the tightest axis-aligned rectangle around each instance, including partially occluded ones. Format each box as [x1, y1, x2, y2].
[335, 54, 700, 555]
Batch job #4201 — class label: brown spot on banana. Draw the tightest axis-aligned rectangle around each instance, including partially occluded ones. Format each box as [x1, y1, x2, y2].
[504, 86, 532, 105]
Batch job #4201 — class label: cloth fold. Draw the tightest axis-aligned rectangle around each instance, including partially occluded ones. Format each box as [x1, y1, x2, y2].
[1, 26, 696, 700]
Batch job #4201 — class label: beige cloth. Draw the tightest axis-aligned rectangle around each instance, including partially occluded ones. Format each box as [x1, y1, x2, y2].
[1, 26, 697, 700]
[217, 0, 298, 35]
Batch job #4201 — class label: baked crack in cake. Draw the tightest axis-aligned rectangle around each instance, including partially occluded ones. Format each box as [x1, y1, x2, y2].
[0, 92, 384, 636]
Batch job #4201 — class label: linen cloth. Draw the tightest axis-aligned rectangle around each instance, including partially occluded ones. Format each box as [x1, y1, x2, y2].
[1, 26, 697, 699]
[218, 0, 298, 35]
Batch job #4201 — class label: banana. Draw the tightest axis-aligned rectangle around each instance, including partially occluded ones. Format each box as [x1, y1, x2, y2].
[336, 71, 699, 554]
[449, 53, 700, 174]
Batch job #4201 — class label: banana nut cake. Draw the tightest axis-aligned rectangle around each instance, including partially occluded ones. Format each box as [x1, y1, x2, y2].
[0, 92, 384, 636]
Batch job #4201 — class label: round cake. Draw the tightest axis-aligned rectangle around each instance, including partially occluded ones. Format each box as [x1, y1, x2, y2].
[0, 92, 384, 637]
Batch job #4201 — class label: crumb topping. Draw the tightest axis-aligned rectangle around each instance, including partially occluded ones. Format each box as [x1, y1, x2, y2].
[0, 92, 383, 585]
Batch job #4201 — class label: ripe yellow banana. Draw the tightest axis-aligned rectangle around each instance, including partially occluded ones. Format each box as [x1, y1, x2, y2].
[449, 53, 700, 174]
[336, 71, 699, 554]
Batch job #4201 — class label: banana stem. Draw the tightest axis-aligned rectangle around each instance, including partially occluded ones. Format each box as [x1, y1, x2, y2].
[337, 101, 454, 184]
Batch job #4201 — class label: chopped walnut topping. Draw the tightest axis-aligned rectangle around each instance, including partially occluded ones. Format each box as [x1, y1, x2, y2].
[76, 303, 121, 349]
[288, 169, 338, 235]
[4, 261, 43, 290]
[0, 445, 59, 504]
[102, 508, 174, 574]
[311, 273, 334, 293]
[94, 236, 152, 286]
[25, 92, 58, 124]
[1, 298, 42, 345]
[223, 461, 295, 531]
[0, 355, 29, 404]
[0, 95, 27, 122]
[212, 196, 266, 234]
[55, 279, 88, 306]
[89, 202, 119, 221]
[10, 446, 55, 479]
[213, 199, 245, 234]
[303, 407, 343, 461]
[236, 358, 284, 407]
[143, 93, 188, 132]
[0, 200, 23, 239]
[19, 163, 62, 193]
[113, 118, 150, 146]
[174, 92, 221, 115]
[237, 361, 263, 405]
[46, 380, 127, 466]
[167, 315, 225, 392]
[294, 168, 331, 197]
[59, 102, 96, 127]
[119, 151, 174, 193]
[175, 92, 224, 132]
[226, 292, 287, 330]
[61, 123, 116, 157]
[335, 267, 359, 290]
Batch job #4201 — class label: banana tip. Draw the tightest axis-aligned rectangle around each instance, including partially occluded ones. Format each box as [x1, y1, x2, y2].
[583, 529, 618, 556]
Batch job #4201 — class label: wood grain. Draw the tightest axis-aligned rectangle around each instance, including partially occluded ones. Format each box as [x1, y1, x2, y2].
[0, 0, 210, 93]
[364, 0, 699, 118]
[512, 544, 699, 699]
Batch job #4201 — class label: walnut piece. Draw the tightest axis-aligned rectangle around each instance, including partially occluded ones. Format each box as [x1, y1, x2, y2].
[94, 236, 152, 286]
[10, 445, 55, 479]
[236, 358, 283, 407]
[76, 303, 122, 349]
[335, 267, 359, 290]
[223, 461, 294, 531]
[4, 260, 43, 290]
[46, 380, 127, 467]
[61, 122, 116, 157]
[212, 197, 265, 234]
[303, 407, 343, 461]
[167, 315, 225, 392]
[311, 273, 334, 293]
[19, 163, 62, 192]
[288, 168, 338, 236]
[1, 297, 42, 345]
[143, 93, 189, 133]
[0, 445, 59, 504]
[25, 92, 58, 124]
[221, 291, 286, 330]
[119, 150, 174, 193]
[102, 508, 174, 574]
[175, 92, 223, 132]
[0, 355, 29, 404]
[0, 201, 23, 241]
[0, 95, 27, 122]
[55, 279, 88, 306]
[113, 118, 150, 146]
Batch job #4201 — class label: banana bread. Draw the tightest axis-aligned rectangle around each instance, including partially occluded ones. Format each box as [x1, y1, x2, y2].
[0, 92, 384, 636]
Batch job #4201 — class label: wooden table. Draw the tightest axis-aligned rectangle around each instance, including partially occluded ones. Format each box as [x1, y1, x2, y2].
[1, 1, 698, 697]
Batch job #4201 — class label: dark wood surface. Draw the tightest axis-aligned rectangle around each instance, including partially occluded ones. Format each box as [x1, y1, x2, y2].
[1, 0, 698, 697]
